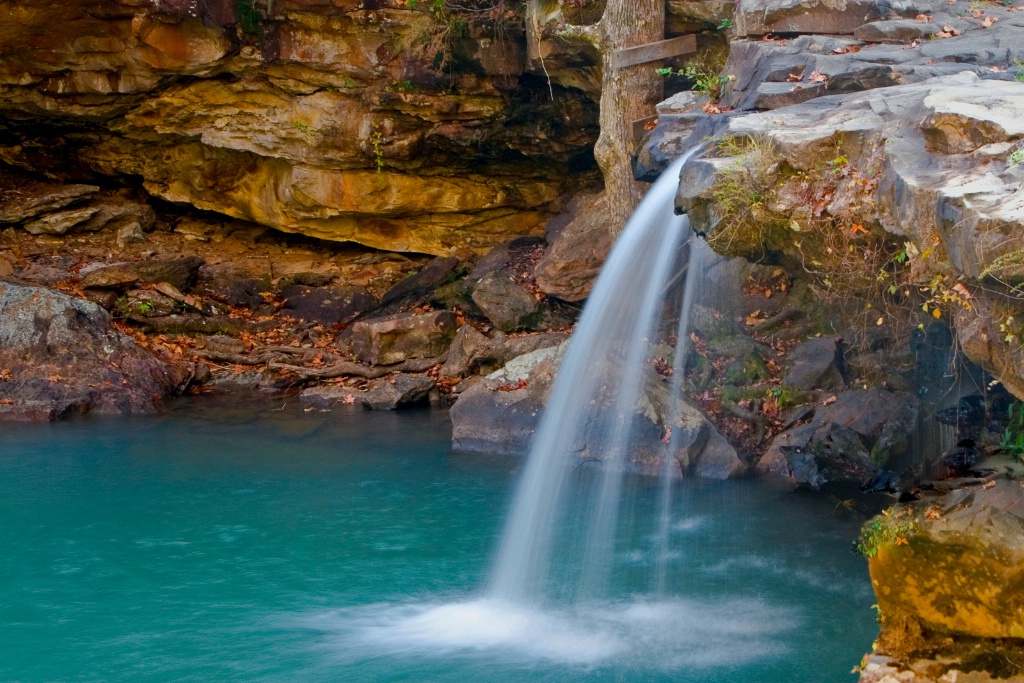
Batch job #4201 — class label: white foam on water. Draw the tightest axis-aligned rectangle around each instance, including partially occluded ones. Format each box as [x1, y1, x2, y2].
[304, 595, 798, 671]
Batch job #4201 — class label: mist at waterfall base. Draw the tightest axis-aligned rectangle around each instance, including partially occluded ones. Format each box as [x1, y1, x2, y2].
[0, 157, 877, 681]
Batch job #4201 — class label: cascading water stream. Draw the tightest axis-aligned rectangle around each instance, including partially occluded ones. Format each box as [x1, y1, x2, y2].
[487, 149, 700, 605]
[653, 238, 713, 595]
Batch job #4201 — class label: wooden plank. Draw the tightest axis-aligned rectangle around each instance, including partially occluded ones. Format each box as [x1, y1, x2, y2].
[611, 35, 697, 70]
[632, 115, 659, 142]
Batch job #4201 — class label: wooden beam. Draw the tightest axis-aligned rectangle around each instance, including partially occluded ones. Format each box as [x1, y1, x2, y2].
[632, 115, 659, 142]
[611, 35, 697, 70]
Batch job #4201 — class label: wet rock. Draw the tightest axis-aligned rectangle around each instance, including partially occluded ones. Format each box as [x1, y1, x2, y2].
[450, 343, 563, 454]
[350, 311, 458, 366]
[471, 271, 541, 332]
[81, 256, 205, 292]
[759, 387, 918, 486]
[363, 373, 435, 410]
[0, 282, 189, 420]
[380, 256, 461, 307]
[299, 385, 363, 409]
[783, 336, 847, 391]
[451, 341, 743, 478]
[280, 284, 377, 325]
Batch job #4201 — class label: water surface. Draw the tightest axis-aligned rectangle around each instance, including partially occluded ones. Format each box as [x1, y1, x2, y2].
[1, 398, 875, 682]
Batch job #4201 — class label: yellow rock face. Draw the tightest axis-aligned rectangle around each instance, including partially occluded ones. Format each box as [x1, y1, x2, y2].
[867, 481, 1024, 640]
[83, 138, 558, 255]
[0, 1, 599, 255]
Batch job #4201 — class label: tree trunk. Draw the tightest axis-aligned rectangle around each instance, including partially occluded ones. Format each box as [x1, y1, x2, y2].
[594, 0, 664, 233]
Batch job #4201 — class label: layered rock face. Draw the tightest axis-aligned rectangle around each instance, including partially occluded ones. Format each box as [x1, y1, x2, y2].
[675, 73, 1024, 399]
[0, 0, 599, 255]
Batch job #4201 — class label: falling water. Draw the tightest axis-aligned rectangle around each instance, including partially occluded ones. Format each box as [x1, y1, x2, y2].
[653, 238, 714, 595]
[488, 149, 702, 604]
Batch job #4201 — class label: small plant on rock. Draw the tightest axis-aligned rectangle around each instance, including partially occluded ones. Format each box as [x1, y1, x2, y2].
[854, 507, 917, 558]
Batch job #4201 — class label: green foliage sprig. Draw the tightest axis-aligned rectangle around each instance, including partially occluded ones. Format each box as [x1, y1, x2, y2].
[854, 507, 917, 558]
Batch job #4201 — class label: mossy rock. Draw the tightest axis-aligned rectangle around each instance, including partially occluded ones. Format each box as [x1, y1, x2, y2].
[866, 481, 1024, 642]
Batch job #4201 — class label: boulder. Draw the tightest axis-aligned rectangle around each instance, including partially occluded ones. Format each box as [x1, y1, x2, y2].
[863, 480, 1024, 647]
[439, 324, 490, 379]
[0, 282, 189, 420]
[81, 256, 205, 292]
[535, 193, 613, 302]
[471, 271, 542, 332]
[783, 336, 847, 391]
[280, 284, 377, 325]
[362, 373, 435, 410]
[758, 387, 918, 486]
[350, 310, 458, 366]
[450, 341, 744, 478]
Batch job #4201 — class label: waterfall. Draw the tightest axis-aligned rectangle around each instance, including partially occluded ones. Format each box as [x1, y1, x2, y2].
[488, 149, 705, 605]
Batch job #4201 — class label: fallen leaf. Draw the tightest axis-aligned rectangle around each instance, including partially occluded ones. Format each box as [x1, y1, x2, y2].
[876, 316, 885, 326]
[787, 72, 803, 82]
[341, 394, 357, 405]
[644, 118, 659, 131]
[982, 15, 997, 26]
[823, 395, 837, 406]
[850, 223, 868, 234]
[0, 398, 12, 405]
[916, 13, 931, 20]
[971, 8, 984, 17]
[942, 24, 961, 35]
[46, 374, 62, 382]
[808, 70, 828, 83]
[0, 369, 10, 381]
[990, 65, 1007, 72]
[983, 479, 997, 489]
[924, 506, 942, 520]
[934, 30, 952, 38]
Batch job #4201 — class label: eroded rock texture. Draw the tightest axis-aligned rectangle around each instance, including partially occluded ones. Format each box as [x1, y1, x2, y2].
[0, 0, 600, 255]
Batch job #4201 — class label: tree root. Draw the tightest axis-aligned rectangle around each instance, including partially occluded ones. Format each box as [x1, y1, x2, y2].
[268, 354, 447, 381]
